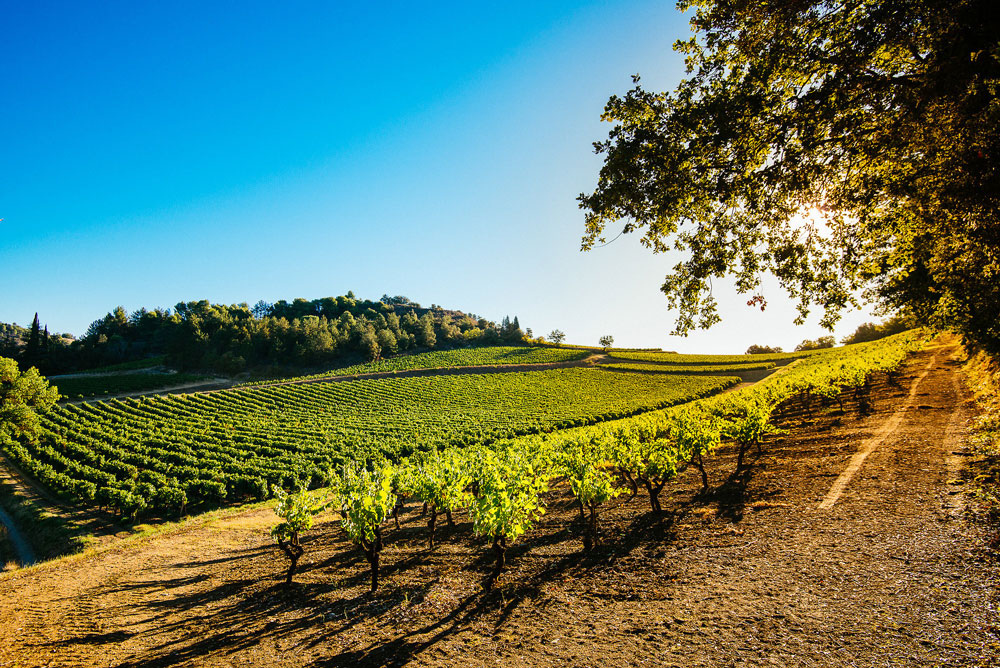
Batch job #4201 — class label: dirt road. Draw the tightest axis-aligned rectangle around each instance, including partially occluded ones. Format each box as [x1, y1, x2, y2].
[0, 344, 996, 667]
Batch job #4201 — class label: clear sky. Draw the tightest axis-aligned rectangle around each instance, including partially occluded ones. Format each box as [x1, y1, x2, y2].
[2, 1, 878, 353]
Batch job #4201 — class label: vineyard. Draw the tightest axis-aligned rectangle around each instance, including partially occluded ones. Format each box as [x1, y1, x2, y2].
[51, 372, 212, 400]
[220, 331, 926, 592]
[239, 346, 592, 387]
[598, 361, 777, 373]
[606, 350, 817, 364]
[3, 368, 737, 518]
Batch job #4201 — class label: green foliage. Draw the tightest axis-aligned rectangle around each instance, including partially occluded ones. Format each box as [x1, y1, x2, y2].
[580, 0, 1000, 352]
[598, 335, 614, 351]
[9, 369, 731, 516]
[470, 446, 551, 546]
[841, 316, 913, 345]
[599, 362, 773, 373]
[556, 436, 622, 549]
[721, 397, 786, 472]
[795, 336, 836, 352]
[271, 485, 327, 542]
[239, 346, 590, 387]
[333, 462, 396, 592]
[52, 372, 210, 399]
[548, 330, 566, 345]
[50, 294, 521, 375]
[745, 345, 783, 355]
[0, 357, 60, 442]
[610, 350, 811, 364]
[470, 445, 552, 589]
[335, 462, 396, 538]
[670, 409, 724, 492]
[270, 485, 328, 584]
[153, 486, 187, 516]
[406, 449, 472, 547]
[608, 424, 682, 513]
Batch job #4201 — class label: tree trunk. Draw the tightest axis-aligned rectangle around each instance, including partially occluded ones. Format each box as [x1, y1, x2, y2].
[642, 479, 663, 513]
[736, 441, 749, 472]
[362, 525, 383, 593]
[277, 533, 305, 585]
[694, 451, 709, 492]
[578, 498, 586, 521]
[485, 535, 507, 591]
[583, 504, 599, 551]
[446, 509, 454, 527]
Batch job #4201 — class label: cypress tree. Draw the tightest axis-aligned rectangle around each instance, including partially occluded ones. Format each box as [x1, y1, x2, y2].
[24, 313, 41, 364]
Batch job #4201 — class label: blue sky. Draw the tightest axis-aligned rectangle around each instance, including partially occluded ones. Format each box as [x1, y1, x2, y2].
[2, 1, 876, 352]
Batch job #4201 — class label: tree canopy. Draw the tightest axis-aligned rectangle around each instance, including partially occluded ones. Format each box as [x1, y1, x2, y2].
[0, 357, 59, 443]
[580, 0, 999, 351]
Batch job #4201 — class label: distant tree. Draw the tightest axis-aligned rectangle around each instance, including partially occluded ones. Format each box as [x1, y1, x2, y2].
[841, 315, 912, 345]
[251, 300, 273, 319]
[360, 326, 381, 361]
[548, 329, 566, 345]
[376, 328, 398, 356]
[795, 335, 836, 352]
[416, 313, 436, 348]
[745, 344, 783, 355]
[24, 313, 41, 364]
[599, 335, 614, 351]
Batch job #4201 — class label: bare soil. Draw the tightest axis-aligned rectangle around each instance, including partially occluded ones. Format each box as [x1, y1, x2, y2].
[0, 343, 997, 667]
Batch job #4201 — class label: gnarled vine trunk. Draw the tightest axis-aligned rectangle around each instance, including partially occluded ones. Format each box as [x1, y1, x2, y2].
[277, 532, 305, 585]
[360, 526, 383, 593]
[485, 535, 507, 591]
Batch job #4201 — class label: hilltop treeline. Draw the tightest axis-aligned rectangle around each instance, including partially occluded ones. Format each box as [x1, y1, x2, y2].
[6, 294, 526, 375]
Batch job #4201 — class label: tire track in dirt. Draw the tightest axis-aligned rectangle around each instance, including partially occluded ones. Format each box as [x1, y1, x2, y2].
[818, 346, 945, 509]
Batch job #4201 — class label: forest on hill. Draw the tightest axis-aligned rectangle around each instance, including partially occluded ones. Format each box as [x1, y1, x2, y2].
[1, 293, 528, 377]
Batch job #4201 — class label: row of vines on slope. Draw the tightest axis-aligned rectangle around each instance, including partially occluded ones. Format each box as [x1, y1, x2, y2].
[274, 331, 923, 591]
[2, 369, 735, 518]
[237, 346, 591, 387]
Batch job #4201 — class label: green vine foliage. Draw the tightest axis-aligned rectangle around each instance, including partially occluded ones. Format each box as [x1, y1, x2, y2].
[270, 485, 328, 584]
[407, 448, 472, 547]
[721, 397, 787, 472]
[334, 462, 396, 592]
[671, 409, 724, 493]
[557, 436, 623, 550]
[470, 446, 552, 590]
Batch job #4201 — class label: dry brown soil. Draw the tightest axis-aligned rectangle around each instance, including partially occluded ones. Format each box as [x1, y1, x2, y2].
[0, 344, 997, 667]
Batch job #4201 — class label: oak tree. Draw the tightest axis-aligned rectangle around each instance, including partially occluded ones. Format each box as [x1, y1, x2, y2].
[581, 0, 1000, 351]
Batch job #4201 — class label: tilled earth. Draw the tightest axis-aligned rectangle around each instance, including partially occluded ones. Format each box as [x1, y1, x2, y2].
[0, 343, 997, 667]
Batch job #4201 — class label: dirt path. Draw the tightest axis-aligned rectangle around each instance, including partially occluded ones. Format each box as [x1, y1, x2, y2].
[58, 378, 232, 406]
[0, 344, 996, 667]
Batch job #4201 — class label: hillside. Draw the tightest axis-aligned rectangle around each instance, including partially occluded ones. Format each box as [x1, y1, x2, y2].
[0, 342, 996, 667]
[3, 293, 532, 377]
